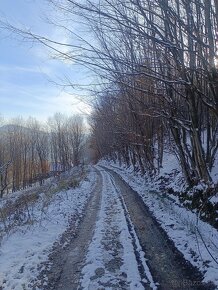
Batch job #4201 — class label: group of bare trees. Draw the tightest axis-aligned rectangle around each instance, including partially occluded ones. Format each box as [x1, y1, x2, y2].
[49, 0, 217, 188]
[0, 114, 85, 197]
[1, 0, 218, 190]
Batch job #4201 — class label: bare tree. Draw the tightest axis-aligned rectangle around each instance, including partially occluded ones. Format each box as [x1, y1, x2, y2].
[68, 115, 85, 166]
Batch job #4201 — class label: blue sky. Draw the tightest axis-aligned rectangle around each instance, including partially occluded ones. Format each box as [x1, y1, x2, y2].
[0, 0, 92, 123]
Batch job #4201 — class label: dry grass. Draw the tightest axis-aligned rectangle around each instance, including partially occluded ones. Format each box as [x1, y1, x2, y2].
[0, 166, 88, 244]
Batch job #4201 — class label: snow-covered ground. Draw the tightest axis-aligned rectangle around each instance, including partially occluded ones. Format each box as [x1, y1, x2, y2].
[0, 166, 97, 290]
[100, 160, 218, 288]
[80, 167, 157, 290]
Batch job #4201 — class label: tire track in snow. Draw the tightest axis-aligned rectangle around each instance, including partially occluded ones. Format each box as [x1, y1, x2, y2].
[79, 167, 157, 290]
[101, 165, 215, 290]
[108, 172, 157, 290]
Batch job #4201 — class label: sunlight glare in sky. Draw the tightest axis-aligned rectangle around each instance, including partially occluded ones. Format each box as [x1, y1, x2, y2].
[0, 0, 92, 123]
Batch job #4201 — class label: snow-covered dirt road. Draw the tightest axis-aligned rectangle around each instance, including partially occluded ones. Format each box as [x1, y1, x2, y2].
[79, 167, 156, 290]
[42, 166, 215, 290]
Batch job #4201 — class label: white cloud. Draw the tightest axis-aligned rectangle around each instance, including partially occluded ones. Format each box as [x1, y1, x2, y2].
[37, 91, 92, 117]
[0, 82, 92, 123]
[0, 64, 54, 80]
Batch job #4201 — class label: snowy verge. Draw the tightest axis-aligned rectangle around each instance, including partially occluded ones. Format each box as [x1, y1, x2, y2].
[0, 166, 97, 290]
[100, 161, 218, 289]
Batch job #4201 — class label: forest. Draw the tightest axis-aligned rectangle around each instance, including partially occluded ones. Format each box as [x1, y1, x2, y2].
[79, 0, 218, 189]
[0, 114, 85, 196]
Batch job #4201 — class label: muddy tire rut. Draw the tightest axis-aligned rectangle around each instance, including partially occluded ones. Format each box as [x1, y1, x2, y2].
[101, 166, 215, 290]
